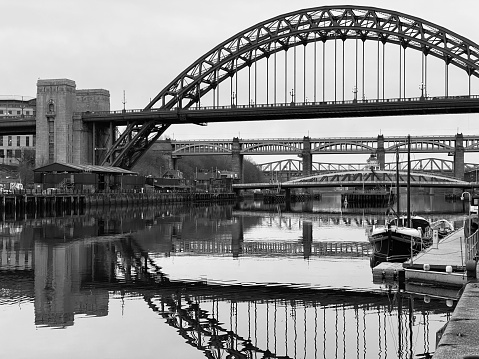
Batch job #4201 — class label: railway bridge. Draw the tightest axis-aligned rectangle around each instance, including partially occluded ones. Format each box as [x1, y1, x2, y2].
[163, 134, 479, 180]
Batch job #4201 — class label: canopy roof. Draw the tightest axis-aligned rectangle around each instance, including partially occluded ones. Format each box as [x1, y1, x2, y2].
[34, 162, 138, 175]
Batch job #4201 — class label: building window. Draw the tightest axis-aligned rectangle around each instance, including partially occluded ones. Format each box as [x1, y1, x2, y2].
[25, 110, 30, 115]
[0, 110, 3, 114]
[6, 150, 12, 158]
[16, 136, 20, 146]
[0, 150, 4, 158]
[26, 137, 30, 147]
[14, 150, 21, 159]
[7, 110, 12, 115]
[7, 136, 12, 146]
[32, 135, 36, 147]
[0, 137, 3, 146]
[16, 110, 21, 115]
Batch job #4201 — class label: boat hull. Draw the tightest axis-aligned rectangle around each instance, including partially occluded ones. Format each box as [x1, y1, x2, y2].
[369, 227, 425, 263]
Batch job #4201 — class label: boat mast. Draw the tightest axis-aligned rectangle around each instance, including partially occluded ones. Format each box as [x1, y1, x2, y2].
[396, 146, 400, 221]
[407, 134, 411, 228]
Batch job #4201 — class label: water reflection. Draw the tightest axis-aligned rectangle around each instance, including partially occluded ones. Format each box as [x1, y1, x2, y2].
[0, 199, 460, 358]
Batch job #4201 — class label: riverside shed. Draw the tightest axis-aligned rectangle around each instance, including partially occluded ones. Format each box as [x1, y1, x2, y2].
[34, 162, 144, 192]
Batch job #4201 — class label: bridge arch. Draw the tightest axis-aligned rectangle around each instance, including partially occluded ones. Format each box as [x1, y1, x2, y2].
[147, 5, 479, 110]
[172, 142, 233, 155]
[385, 139, 455, 152]
[312, 141, 375, 153]
[241, 141, 302, 154]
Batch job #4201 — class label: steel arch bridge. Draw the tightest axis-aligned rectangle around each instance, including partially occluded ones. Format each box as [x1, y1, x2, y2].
[91, 6, 479, 168]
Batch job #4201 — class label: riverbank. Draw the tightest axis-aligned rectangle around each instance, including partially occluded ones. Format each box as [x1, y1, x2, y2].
[0, 191, 236, 217]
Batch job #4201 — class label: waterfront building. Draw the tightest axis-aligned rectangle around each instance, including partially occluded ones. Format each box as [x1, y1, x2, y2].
[33, 162, 142, 192]
[0, 96, 36, 165]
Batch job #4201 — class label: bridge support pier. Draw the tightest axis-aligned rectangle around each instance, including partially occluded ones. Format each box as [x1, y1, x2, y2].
[454, 133, 465, 180]
[302, 221, 313, 259]
[285, 188, 291, 211]
[231, 218, 244, 258]
[232, 137, 244, 183]
[377, 135, 385, 170]
[301, 136, 312, 176]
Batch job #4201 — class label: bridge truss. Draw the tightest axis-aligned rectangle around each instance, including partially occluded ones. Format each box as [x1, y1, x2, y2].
[258, 158, 478, 178]
[285, 170, 471, 188]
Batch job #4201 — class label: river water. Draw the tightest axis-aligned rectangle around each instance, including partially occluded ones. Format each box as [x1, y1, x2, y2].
[0, 192, 467, 358]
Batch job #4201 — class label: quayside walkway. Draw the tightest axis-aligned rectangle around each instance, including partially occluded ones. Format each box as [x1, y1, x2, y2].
[408, 229, 479, 359]
[376, 228, 479, 358]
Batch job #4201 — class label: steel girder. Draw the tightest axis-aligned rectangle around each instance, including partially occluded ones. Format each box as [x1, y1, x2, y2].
[286, 170, 470, 185]
[258, 158, 477, 174]
[100, 121, 170, 168]
[146, 5, 479, 111]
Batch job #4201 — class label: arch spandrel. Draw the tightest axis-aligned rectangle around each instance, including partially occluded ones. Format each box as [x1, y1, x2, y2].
[146, 6, 479, 111]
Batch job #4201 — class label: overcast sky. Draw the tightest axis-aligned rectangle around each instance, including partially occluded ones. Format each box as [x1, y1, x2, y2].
[3, 0, 479, 163]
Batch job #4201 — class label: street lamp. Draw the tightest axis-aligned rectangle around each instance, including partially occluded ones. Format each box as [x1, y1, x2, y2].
[461, 191, 472, 236]
[290, 89, 295, 105]
[352, 86, 358, 102]
[419, 82, 426, 99]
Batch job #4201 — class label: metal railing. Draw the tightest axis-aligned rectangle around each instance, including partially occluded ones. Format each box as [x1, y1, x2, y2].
[465, 229, 479, 262]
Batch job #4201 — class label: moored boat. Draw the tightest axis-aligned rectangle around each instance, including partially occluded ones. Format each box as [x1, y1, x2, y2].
[369, 215, 433, 262]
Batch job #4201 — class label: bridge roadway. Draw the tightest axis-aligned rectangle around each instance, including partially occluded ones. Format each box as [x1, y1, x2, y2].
[4, 97, 479, 136]
[81, 95, 479, 125]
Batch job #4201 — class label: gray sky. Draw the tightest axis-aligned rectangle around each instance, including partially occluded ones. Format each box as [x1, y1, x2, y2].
[3, 0, 479, 162]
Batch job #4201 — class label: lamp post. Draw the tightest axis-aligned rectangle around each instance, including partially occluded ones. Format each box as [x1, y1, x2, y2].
[290, 89, 295, 105]
[461, 191, 472, 236]
[419, 82, 426, 99]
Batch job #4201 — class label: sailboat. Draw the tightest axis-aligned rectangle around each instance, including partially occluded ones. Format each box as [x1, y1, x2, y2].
[368, 135, 434, 262]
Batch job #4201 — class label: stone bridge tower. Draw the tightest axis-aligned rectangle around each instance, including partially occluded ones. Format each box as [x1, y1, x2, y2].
[35, 78, 110, 167]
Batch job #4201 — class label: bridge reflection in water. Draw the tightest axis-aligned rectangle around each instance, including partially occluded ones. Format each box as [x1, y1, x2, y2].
[0, 204, 456, 358]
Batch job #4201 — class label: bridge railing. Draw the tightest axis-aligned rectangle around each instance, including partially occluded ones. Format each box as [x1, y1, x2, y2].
[0, 115, 36, 120]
